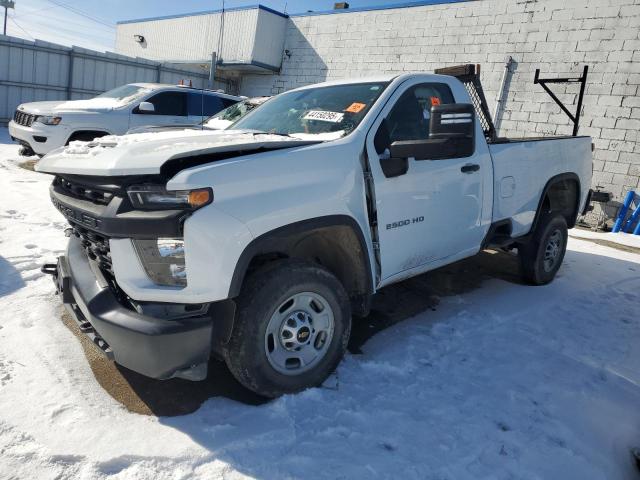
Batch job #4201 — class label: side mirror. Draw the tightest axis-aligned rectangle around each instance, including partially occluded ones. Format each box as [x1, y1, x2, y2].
[429, 103, 475, 141]
[374, 119, 409, 178]
[389, 103, 475, 161]
[136, 101, 155, 114]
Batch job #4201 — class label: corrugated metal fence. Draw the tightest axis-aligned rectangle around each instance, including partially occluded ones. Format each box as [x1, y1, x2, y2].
[0, 35, 236, 124]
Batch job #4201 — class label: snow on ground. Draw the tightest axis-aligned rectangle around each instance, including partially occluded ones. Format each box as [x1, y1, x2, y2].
[0, 127, 639, 479]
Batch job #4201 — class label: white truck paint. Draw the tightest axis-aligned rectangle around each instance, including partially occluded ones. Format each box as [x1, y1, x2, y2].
[37, 71, 592, 396]
[9, 83, 242, 156]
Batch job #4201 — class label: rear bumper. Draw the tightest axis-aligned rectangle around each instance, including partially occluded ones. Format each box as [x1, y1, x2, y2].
[8, 120, 70, 156]
[47, 236, 214, 380]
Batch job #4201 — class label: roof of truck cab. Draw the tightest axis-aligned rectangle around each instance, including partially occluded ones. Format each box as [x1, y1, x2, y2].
[290, 73, 453, 91]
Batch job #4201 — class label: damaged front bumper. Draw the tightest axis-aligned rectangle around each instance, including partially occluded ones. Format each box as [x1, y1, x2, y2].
[43, 236, 214, 381]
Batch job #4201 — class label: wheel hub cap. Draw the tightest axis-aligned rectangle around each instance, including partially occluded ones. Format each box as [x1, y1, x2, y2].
[543, 229, 563, 272]
[280, 311, 313, 350]
[265, 292, 335, 376]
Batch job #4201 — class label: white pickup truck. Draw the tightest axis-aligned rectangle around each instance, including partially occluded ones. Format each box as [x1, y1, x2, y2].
[37, 66, 592, 397]
[9, 83, 242, 156]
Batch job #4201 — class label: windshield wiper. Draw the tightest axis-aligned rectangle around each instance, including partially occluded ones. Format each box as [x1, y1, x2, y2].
[252, 131, 294, 138]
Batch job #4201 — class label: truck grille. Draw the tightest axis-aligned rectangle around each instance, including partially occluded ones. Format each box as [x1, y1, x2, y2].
[57, 177, 115, 206]
[14, 110, 37, 127]
[72, 226, 113, 275]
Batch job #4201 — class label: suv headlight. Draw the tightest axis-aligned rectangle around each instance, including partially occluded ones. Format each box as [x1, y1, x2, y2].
[133, 238, 186, 287]
[35, 115, 62, 126]
[127, 185, 212, 210]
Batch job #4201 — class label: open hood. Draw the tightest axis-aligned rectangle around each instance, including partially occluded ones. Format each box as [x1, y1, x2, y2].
[36, 129, 320, 177]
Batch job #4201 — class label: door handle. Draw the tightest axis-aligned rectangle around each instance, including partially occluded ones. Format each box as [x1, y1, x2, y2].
[461, 164, 480, 173]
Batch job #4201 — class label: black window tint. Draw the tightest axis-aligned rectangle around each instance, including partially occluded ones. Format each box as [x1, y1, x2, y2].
[187, 93, 204, 117]
[386, 83, 455, 143]
[202, 95, 225, 116]
[221, 98, 237, 109]
[146, 91, 187, 116]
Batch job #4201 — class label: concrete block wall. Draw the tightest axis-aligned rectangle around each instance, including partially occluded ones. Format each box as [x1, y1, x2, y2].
[241, 0, 640, 210]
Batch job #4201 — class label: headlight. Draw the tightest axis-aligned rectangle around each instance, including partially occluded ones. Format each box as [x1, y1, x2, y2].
[133, 238, 186, 287]
[127, 185, 212, 210]
[35, 115, 62, 126]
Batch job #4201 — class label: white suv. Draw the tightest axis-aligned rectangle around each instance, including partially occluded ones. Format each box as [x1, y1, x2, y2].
[9, 83, 242, 156]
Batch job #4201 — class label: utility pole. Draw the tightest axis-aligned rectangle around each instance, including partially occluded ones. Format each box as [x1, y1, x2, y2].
[208, 52, 217, 90]
[1, 0, 15, 36]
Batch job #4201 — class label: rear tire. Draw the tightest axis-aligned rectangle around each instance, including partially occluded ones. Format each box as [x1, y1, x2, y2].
[518, 214, 568, 285]
[224, 259, 351, 398]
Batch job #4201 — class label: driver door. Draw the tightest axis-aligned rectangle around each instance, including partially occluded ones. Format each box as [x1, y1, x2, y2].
[128, 91, 191, 130]
[366, 79, 490, 285]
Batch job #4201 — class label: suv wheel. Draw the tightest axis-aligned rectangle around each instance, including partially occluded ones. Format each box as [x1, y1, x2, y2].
[224, 259, 351, 398]
[518, 214, 568, 285]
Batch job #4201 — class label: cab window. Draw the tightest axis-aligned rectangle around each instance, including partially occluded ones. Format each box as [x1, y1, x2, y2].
[386, 83, 454, 143]
[144, 91, 187, 116]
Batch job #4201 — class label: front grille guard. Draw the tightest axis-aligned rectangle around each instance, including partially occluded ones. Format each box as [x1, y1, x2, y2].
[55, 177, 116, 206]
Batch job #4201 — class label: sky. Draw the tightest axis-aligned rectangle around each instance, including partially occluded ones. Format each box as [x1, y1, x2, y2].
[3, 0, 441, 52]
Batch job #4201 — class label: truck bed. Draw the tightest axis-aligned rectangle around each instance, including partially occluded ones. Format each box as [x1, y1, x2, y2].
[490, 136, 589, 144]
[489, 135, 592, 238]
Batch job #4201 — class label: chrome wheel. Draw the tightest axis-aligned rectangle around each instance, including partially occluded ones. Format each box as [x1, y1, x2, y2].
[543, 229, 563, 272]
[265, 292, 335, 376]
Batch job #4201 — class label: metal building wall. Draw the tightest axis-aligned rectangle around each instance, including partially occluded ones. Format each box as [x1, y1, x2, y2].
[115, 10, 260, 63]
[251, 8, 287, 70]
[116, 13, 222, 63]
[0, 35, 215, 125]
[115, 6, 286, 71]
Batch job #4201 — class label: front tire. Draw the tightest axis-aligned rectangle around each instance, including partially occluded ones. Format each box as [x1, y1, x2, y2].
[518, 214, 568, 285]
[224, 259, 351, 398]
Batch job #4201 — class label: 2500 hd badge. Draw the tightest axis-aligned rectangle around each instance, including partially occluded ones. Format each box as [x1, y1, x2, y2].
[386, 216, 425, 230]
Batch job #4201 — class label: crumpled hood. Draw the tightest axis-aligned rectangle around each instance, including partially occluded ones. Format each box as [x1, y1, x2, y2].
[36, 129, 321, 177]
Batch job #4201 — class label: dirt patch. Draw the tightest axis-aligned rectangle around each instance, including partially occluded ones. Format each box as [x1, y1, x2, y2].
[18, 159, 38, 172]
[60, 250, 523, 417]
[61, 312, 266, 416]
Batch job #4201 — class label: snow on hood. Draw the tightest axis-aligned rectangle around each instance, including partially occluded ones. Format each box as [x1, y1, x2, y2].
[19, 97, 129, 115]
[52, 97, 129, 112]
[203, 118, 233, 130]
[16, 101, 67, 116]
[35, 129, 322, 177]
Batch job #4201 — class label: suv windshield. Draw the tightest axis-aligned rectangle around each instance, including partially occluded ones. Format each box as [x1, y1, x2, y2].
[232, 82, 388, 138]
[95, 84, 151, 104]
[204, 100, 253, 125]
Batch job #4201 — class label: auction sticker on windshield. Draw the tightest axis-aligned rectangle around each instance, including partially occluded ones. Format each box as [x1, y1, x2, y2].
[303, 110, 345, 123]
[345, 102, 366, 113]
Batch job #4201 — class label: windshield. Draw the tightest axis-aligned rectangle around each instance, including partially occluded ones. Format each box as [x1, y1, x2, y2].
[95, 84, 151, 104]
[232, 82, 388, 138]
[204, 101, 254, 125]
